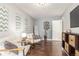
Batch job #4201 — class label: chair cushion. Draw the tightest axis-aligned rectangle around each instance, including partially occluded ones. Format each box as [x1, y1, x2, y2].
[4, 41, 18, 55]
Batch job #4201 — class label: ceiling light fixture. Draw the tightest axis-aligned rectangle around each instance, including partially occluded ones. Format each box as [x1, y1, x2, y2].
[34, 3, 49, 7]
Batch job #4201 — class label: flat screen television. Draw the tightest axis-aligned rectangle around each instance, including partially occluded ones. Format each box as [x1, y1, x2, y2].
[70, 5, 79, 28]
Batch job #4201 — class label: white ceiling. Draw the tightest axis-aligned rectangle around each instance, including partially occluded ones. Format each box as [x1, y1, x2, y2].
[14, 3, 72, 18]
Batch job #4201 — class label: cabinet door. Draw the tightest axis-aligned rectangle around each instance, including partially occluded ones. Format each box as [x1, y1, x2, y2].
[65, 42, 69, 53]
[69, 35, 75, 48]
[75, 50, 79, 56]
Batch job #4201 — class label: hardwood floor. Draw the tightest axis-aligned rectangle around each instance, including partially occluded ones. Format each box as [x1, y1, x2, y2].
[27, 40, 66, 56]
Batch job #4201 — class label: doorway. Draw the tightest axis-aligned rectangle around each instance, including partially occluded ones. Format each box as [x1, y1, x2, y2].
[52, 20, 62, 41]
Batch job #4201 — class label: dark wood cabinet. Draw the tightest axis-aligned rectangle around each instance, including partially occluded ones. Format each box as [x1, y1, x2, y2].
[62, 40, 65, 48]
[62, 32, 79, 56]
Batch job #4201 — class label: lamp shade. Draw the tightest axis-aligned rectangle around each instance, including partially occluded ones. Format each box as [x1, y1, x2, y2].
[21, 33, 26, 38]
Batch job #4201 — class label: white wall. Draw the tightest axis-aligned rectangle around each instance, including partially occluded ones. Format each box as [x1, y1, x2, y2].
[62, 4, 79, 33]
[0, 4, 33, 41]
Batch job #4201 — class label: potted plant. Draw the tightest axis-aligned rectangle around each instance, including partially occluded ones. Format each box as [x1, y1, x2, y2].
[44, 21, 50, 42]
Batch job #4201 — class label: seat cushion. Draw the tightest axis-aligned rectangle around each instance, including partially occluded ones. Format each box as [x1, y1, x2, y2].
[4, 41, 18, 55]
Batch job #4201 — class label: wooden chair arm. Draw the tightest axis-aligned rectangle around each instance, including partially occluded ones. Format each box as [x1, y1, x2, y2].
[0, 48, 23, 51]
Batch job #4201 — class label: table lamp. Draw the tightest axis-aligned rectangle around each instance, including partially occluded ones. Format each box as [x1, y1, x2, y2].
[21, 33, 27, 38]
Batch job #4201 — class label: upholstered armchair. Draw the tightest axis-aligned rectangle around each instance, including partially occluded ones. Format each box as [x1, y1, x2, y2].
[26, 34, 41, 48]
